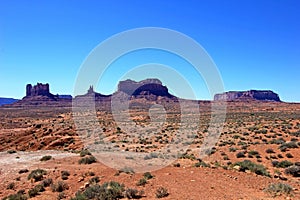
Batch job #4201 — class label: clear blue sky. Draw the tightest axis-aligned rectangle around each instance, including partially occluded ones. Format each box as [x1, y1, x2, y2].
[0, 0, 299, 102]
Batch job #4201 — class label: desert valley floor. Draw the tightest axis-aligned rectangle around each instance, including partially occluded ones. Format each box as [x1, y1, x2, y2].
[0, 100, 299, 200]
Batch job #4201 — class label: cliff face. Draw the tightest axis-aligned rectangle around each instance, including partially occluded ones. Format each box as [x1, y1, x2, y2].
[117, 79, 172, 98]
[214, 90, 281, 102]
[26, 83, 51, 97]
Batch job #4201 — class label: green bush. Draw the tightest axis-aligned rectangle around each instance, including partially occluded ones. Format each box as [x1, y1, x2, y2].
[42, 178, 53, 187]
[80, 149, 91, 157]
[194, 161, 210, 168]
[236, 151, 246, 158]
[71, 181, 126, 200]
[118, 167, 135, 175]
[156, 187, 169, 198]
[18, 169, 29, 174]
[27, 169, 47, 182]
[124, 188, 143, 199]
[2, 192, 28, 200]
[279, 141, 298, 151]
[6, 182, 15, 190]
[51, 181, 69, 192]
[136, 178, 147, 186]
[264, 183, 293, 197]
[78, 156, 96, 164]
[61, 170, 70, 180]
[28, 184, 45, 197]
[7, 150, 17, 154]
[274, 160, 293, 168]
[234, 160, 270, 177]
[266, 148, 275, 154]
[89, 176, 100, 184]
[40, 155, 52, 161]
[285, 165, 300, 177]
[143, 172, 154, 180]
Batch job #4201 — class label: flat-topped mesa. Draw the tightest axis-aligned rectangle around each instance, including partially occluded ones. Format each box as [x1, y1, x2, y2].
[214, 90, 281, 102]
[117, 78, 171, 97]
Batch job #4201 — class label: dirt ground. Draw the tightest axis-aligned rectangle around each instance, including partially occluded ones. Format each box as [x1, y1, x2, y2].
[0, 101, 299, 199]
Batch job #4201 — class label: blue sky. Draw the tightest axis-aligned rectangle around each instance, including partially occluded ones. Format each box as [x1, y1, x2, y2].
[0, 0, 299, 102]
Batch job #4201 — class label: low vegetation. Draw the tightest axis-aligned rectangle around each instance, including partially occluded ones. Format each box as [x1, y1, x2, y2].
[233, 160, 270, 177]
[27, 169, 47, 182]
[264, 183, 293, 197]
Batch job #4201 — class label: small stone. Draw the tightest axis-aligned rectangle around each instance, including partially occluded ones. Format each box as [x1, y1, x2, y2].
[84, 182, 90, 188]
[78, 177, 84, 182]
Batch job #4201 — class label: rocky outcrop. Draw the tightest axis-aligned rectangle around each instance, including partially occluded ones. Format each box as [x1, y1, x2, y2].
[214, 90, 281, 102]
[9, 83, 72, 107]
[117, 79, 173, 98]
[26, 83, 52, 97]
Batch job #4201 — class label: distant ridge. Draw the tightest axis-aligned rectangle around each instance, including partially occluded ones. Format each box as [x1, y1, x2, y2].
[214, 90, 281, 102]
[0, 97, 19, 106]
[3, 80, 284, 107]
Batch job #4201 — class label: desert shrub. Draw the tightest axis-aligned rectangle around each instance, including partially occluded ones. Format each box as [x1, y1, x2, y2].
[236, 151, 246, 158]
[57, 192, 66, 200]
[89, 176, 100, 184]
[136, 178, 147, 186]
[51, 181, 69, 192]
[28, 184, 45, 197]
[2, 192, 28, 200]
[6, 182, 15, 190]
[266, 148, 275, 154]
[290, 130, 300, 137]
[40, 155, 52, 161]
[86, 181, 124, 199]
[269, 138, 285, 145]
[72, 181, 125, 200]
[194, 161, 210, 168]
[80, 149, 91, 157]
[18, 169, 29, 174]
[229, 147, 237, 152]
[173, 163, 180, 167]
[279, 141, 298, 152]
[143, 172, 154, 180]
[234, 160, 270, 177]
[264, 183, 293, 197]
[7, 150, 17, 154]
[78, 156, 96, 164]
[248, 150, 260, 158]
[271, 160, 279, 167]
[27, 169, 47, 182]
[156, 187, 169, 198]
[61, 170, 70, 180]
[274, 160, 293, 168]
[119, 167, 135, 175]
[124, 188, 143, 199]
[178, 153, 196, 160]
[223, 155, 230, 160]
[285, 165, 300, 177]
[278, 154, 284, 158]
[286, 153, 293, 158]
[42, 178, 53, 187]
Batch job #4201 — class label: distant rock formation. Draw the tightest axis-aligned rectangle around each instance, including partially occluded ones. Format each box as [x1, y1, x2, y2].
[0, 97, 19, 106]
[26, 83, 51, 97]
[9, 83, 73, 107]
[24, 83, 58, 101]
[58, 95, 72, 100]
[214, 90, 281, 102]
[117, 79, 173, 98]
